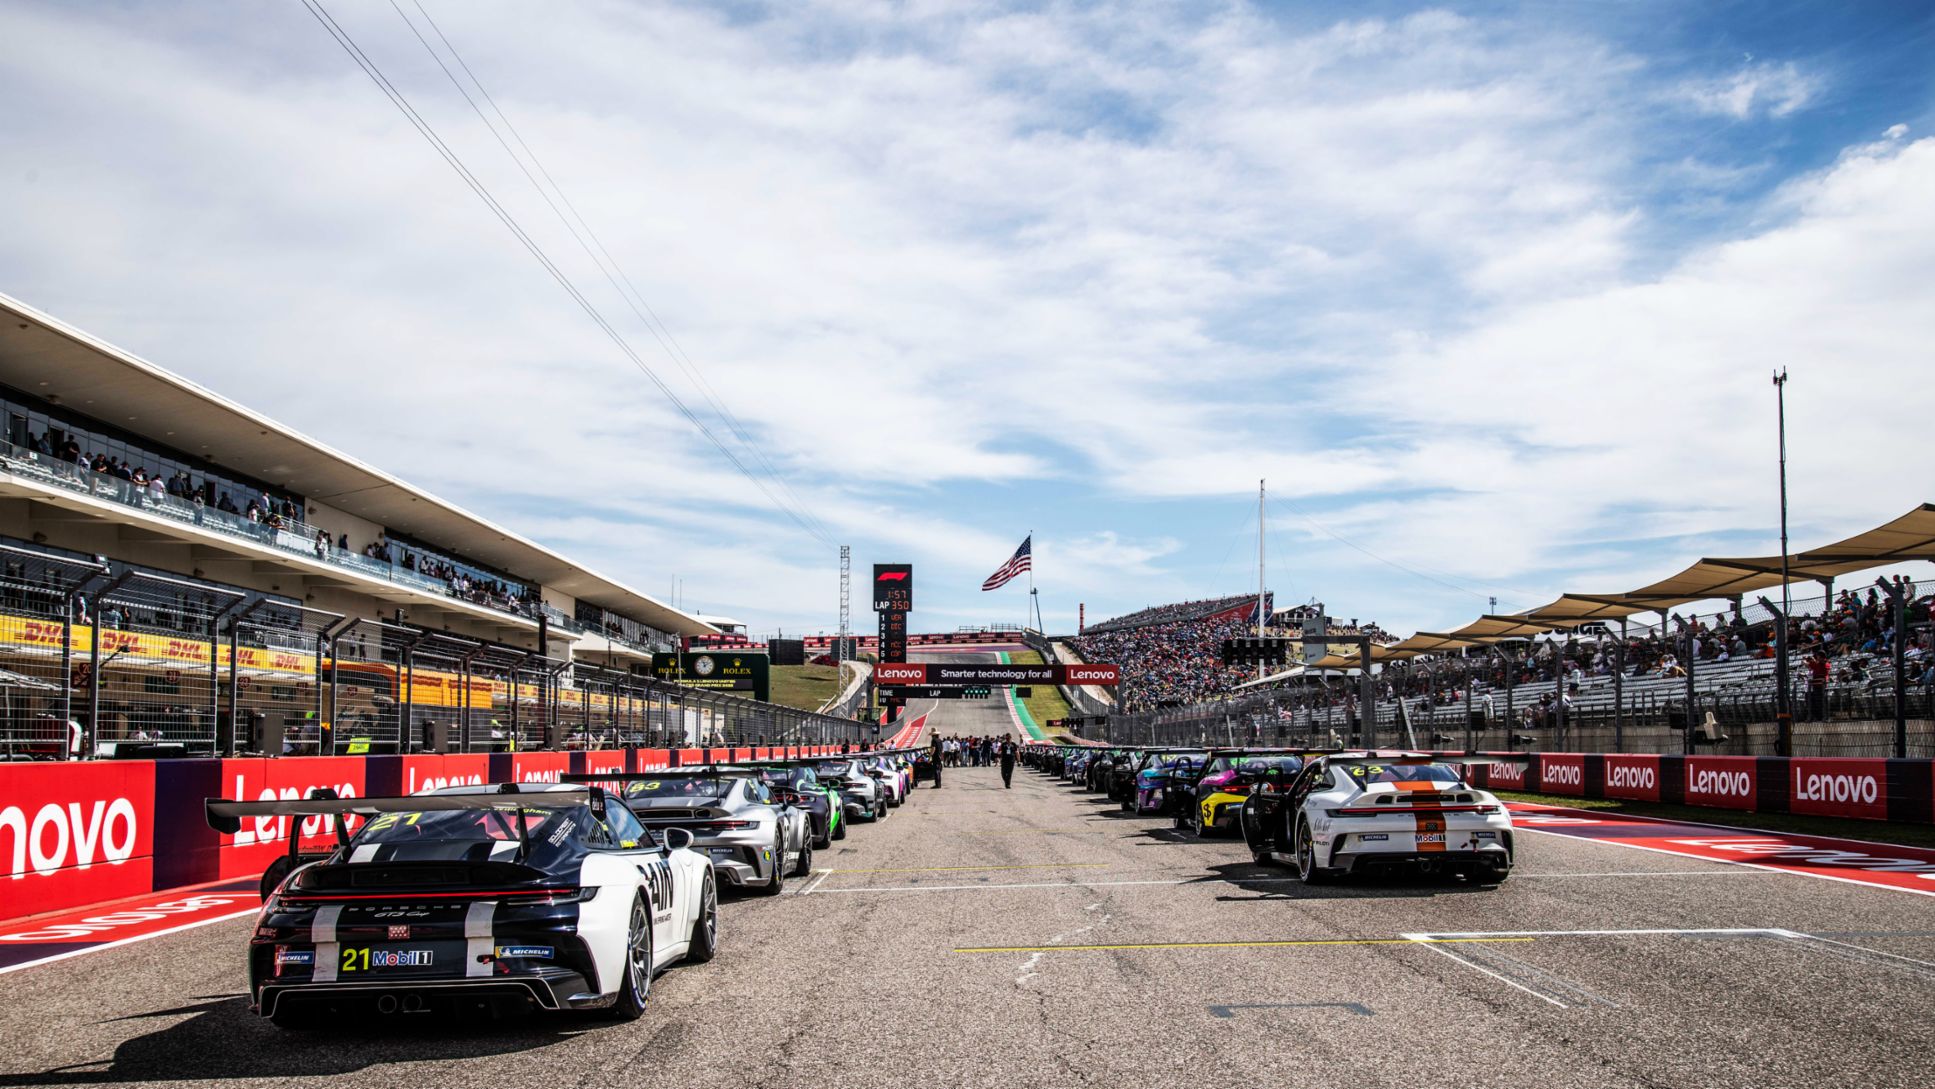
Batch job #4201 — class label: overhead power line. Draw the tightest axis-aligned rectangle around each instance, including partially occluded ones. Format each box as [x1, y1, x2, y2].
[299, 0, 835, 547]
[392, 0, 836, 546]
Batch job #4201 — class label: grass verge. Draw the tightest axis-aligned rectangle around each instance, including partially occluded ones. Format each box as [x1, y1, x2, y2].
[1495, 790, 1935, 849]
[1005, 649, 1074, 730]
[767, 663, 844, 713]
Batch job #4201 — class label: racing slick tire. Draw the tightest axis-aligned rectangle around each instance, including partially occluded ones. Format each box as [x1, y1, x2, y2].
[1295, 817, 1337, 886]
[603, 894, 654, 1020]
[792, 837, 815, 878]
[686, 874, 719, 964]
[834, 817, 848, 840]
[758, 834, 788, 896]
[813, 824, 832, 851]
[1192, 805, 1216, 839]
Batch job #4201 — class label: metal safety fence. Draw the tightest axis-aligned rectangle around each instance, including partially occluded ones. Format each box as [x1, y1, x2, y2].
[0, 554, 866, 761]
[1087, 658, 1935, 759]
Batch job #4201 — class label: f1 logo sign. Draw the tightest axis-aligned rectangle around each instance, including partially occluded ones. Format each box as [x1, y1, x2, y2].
[872, 564, 913, 611]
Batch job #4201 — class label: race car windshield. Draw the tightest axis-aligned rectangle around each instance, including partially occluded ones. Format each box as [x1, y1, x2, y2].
[623, 777, 734, 800]
[350, 808, 555, 844]
[1239, 757, 1302, 777]
[1343, 763, 1464, 784]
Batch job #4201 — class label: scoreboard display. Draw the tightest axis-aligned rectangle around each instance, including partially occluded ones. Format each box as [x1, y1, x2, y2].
[872, 564, 913, 612]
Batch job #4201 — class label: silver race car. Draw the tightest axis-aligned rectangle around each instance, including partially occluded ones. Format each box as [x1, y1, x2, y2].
[206, 783, 718, 1026]
[1239, 753, 1523, 885]
[812, 758, 888, 823]
[590, 769, 814, 895]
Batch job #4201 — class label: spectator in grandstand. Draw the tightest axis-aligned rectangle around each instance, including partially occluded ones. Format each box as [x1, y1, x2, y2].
[1805, 648, 1831, 721]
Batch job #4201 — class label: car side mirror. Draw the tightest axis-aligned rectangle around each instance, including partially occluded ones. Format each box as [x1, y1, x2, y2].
[662, 827, 694, 851]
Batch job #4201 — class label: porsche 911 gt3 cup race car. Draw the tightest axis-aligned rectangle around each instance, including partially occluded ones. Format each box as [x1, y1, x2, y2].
[590, 769, 813, 895]
[751, 762, 843, 847]
[204, 783, 718, 1027]
[1128, 749, 1205, 816]
[813, 758, 889, 823]
[1239, 754, 1525, 885]
[1184, 750, 1304, 837]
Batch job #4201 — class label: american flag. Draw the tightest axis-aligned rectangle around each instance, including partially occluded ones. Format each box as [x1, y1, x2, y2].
[981, 536, 1032, 591]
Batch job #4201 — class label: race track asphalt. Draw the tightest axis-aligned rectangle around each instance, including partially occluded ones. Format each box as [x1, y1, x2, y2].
[3, 698, 1932, 1088]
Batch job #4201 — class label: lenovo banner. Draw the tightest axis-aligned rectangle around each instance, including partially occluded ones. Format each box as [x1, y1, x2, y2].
[1537, 753, 1587, 796]
[1789, 758, 1888, 821]
[874, 663, 1121, 686]
[1602, 755, 1662, 802]
[0, 761, 156, 919]
[1684, 756, 1758, 811]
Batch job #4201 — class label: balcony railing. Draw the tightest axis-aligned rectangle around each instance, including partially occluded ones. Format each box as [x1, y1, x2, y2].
[0, 441, 539, 624]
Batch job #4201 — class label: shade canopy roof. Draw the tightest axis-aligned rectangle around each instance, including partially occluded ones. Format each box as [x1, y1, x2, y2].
[1404, 503, 1935, 651]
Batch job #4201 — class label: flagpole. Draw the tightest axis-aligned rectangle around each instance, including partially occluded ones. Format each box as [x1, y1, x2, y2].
[1027, 529, 1039, 635]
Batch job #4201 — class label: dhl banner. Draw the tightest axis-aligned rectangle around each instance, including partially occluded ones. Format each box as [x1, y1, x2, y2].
[0, 614, 316, 676]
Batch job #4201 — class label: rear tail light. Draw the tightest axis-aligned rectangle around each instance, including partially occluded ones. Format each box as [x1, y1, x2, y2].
[695, 820, 755, 830]
[503, 886, 598, 907]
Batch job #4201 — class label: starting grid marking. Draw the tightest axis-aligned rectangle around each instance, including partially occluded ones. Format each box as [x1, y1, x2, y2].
[1508, 804, 1935, 897]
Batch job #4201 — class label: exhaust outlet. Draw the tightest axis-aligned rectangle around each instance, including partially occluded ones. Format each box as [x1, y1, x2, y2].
[376, 994, 400, 1015]
[401, 994, 425, 1013]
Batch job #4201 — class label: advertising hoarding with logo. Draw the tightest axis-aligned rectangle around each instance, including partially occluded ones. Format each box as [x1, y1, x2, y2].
[650, 652, 771, 702]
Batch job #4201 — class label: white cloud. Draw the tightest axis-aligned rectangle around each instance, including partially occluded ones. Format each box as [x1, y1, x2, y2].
[1679, 60, 1821, 119]
[0, 2, 1920, 639]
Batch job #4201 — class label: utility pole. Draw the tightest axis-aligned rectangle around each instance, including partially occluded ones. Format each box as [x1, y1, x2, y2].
[1257, 479, 1267, 683]
[1773, 369, 1793, 756]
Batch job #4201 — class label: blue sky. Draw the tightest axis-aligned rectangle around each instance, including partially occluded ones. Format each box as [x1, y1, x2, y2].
[2, 1, 1932, 638]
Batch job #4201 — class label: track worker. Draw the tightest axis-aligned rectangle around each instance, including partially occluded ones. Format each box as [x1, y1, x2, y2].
[929, 732, 944, 789]
[999, 737, 1017, 788]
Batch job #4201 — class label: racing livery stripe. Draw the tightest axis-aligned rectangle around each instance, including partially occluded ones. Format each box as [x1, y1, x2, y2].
[465, 901, 497, 978]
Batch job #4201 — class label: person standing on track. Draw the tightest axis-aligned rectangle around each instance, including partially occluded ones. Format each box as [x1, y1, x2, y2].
[999, 736, 1016, 788]
[929, 732, 944, 788]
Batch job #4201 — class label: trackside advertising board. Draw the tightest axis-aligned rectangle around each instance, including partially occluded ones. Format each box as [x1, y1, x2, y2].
[1602, 755, 1663, 802]
[0, 745, 846, 923]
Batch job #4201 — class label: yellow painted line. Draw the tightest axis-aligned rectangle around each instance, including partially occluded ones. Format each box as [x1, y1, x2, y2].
[953, 937, 1536, 954]
[828, 862, 1118, 875]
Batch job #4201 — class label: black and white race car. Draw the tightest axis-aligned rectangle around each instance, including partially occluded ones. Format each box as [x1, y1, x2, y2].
[1239, 753, 1524, 885]
[205, 783, 718, 1027]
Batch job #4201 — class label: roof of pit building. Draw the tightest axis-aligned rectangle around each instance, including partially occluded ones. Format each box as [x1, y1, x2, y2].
[0, 291, 715, 638]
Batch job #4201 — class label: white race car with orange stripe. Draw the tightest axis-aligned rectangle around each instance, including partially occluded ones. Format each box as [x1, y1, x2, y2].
[1238, 754, 1524, 885]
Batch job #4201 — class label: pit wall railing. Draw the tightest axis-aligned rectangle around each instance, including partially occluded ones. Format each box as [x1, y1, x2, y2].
[0, 743, 858, 923]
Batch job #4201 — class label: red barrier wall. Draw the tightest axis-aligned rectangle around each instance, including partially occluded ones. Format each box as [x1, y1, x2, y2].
[1602, 754, 1662, 802]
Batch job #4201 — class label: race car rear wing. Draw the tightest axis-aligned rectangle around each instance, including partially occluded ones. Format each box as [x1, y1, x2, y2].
[559, 769, 753, 784]
[207, 786, 605, 867]
[204, 785, 600, 833]
[1323, 753, 1531, 767]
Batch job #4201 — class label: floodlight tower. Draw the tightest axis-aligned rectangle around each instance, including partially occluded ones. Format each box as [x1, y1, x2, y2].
[837, 545, 851, 663]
